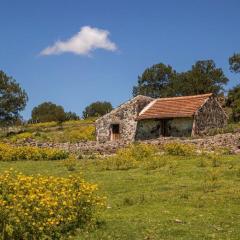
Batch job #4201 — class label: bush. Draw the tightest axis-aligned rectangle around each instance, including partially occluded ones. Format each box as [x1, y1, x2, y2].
[98, 143, 159, 171]
[206, 124, 236, 135]
[0, 170, 105, 239]
[0, 143, 68, 161]
[61, 125, 95, 142]
[127, 143, 159, 161]
[8, 132, 33, 143]
[164, 142, 196, 156]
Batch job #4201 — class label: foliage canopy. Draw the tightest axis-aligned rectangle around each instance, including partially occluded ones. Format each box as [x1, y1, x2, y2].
[229, 53, 240, 73]
[31, 102, 66, 123]
[0, 70, 28, 125]
[83, 101, 113, 118]
[177, 60, 229, 95]
[133, 63, 177, 98]
[133, 60, 228, 98]
[226, 85, 240, 121]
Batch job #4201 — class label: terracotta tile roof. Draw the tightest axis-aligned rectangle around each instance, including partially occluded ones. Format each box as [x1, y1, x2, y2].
[137, 93, 213, 120]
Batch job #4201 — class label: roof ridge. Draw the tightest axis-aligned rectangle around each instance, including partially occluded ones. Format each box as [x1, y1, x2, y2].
[156, 93, 213, 101]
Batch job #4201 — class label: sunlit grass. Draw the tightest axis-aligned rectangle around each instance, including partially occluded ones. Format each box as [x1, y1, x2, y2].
[0, 153, 239, 239]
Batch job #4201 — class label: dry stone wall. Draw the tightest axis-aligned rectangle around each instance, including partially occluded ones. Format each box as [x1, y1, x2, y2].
[143, 133, 240, 153]
[15, 139, 128, 155]
[16, 131, 240, 155]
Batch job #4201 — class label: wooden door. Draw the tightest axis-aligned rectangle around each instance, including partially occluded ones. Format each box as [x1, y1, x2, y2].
[111, 124, 120, 141]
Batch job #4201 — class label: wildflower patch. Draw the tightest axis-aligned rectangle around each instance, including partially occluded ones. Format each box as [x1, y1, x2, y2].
[0, 170, 105, 239]
[0, 143, 68, 161]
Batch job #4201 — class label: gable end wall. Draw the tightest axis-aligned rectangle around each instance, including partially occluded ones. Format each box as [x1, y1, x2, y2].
[96, 96, 153, 142]
[193, 97, 227, 135]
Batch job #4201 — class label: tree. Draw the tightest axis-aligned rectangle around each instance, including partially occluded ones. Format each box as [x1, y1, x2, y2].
[132, 63, 177, 98]
[229, 53, 240, 73]
[226, 85, 240, 121]
[0, 70, 28, 125]
[31, 102, 66, 123]
[133, 60, 228, 99]
[83, 101, 113, 119]
[64, 111, 80, 121]
[176, 60, 228, 96]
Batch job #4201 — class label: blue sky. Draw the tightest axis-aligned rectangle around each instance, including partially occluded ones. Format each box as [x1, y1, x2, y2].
[0, 0, 239, 119]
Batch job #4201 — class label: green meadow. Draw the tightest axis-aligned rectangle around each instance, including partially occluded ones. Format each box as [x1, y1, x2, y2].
[0, 151, 240, 240]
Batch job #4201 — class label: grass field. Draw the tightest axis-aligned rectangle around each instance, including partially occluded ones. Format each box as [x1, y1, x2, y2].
[0, 153, 240, 239]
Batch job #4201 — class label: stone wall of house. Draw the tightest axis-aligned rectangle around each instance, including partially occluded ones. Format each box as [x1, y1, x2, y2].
[135, 119, 161, 140]
[168, 118, 193, 137]
[193, 97, 228, 135]
[95, 95, 153, 142]
[135, 117, 193, 140]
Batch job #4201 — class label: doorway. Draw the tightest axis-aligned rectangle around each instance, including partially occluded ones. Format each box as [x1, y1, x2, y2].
[110, 124, 120, 141]
[160, 119, 171, 137]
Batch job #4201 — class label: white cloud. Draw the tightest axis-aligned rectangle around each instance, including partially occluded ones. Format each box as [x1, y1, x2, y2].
[40, 26, 117, 56]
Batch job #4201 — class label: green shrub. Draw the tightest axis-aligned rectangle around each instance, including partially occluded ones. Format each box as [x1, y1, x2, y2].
[118, 143, 158, 162]
[164, 142, 196, 156]
[206, 123, 237, 135]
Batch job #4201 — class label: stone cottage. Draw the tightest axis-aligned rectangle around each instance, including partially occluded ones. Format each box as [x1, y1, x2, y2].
[95, 95, 153, 142]
[95, 93, 228, 142]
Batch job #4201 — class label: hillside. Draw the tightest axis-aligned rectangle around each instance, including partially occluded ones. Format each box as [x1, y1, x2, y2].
[0, 118, 97, 143]
[0, 145, 240, 239]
